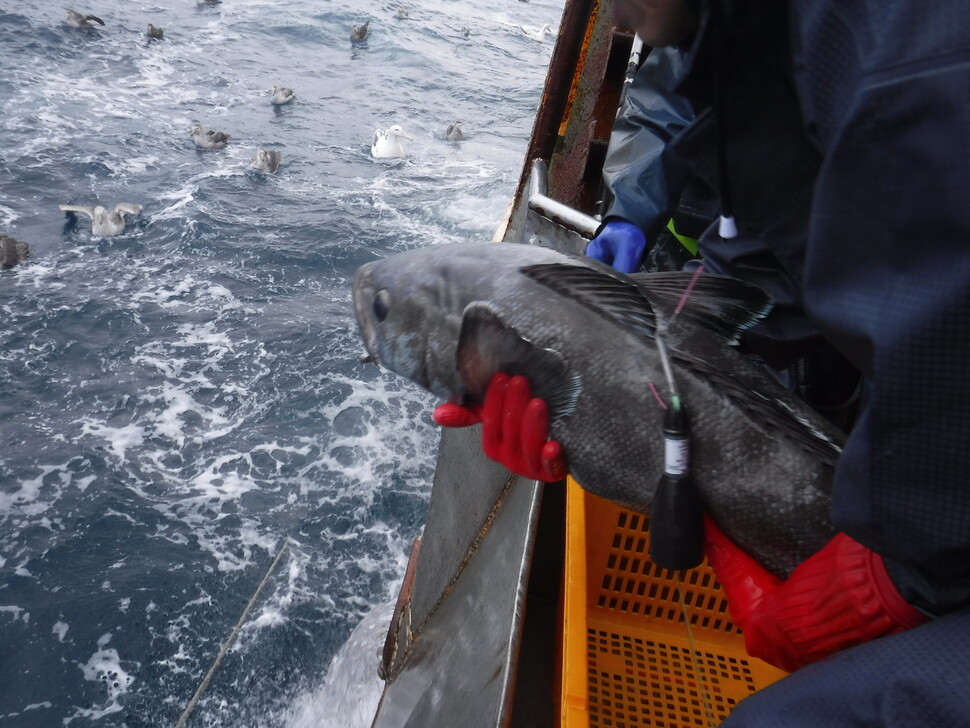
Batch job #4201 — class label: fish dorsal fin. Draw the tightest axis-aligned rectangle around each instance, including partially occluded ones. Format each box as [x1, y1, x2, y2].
[521, 262, 658, 339]
[629, 271, 773, 344]
[457, 302, 581, 423]
[522, 262, 772, 345]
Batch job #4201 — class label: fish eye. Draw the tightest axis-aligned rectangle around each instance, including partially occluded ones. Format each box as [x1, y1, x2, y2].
[373, 289, 392, 323]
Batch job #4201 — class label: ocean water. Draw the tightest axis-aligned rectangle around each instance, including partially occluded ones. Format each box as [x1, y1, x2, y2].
[0, 2, 562, 725]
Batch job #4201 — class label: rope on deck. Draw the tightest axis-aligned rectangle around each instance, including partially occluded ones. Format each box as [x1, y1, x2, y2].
[174, 539, 291, 728]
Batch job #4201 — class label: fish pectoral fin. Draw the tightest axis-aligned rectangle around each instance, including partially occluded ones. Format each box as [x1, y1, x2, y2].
[457, 302, 581, 422]
[629, 271, 773, 344]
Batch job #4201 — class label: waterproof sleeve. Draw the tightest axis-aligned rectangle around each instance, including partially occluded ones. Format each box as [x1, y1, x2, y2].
[600, 45, 695, 243]
[792, 0, 970, 616]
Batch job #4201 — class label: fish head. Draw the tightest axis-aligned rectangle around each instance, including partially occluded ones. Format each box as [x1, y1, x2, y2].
[352, 242, 584, 419]
[353, 251, 471, 398]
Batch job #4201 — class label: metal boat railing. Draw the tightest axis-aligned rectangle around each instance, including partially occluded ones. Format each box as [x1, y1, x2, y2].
[528, 159, 600, 239]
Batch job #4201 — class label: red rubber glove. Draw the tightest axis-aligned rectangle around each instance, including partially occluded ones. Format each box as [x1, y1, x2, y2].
[703, 515, 928, 672]
[433, 373, 567, 482]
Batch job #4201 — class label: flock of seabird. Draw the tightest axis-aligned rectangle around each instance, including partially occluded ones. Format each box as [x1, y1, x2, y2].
[49, 7, 297, 244]
[0, 4, 525, 269]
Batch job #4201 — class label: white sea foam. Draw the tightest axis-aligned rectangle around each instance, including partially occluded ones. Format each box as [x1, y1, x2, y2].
[78, 420, 147, 462]
[0, 463, 84, 518]
[0, 606, 29, 624]
[0, 203, 17, 226]
[284, 599, 394, 728]
[72, 633, 138, 721]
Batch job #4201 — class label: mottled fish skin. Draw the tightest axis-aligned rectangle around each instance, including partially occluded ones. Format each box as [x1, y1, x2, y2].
[353, 242, 845, 577]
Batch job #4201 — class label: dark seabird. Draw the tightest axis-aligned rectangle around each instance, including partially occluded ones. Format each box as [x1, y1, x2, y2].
[0, 235, 30, 268]
[252, 149, 282, 174]
[351, 21, 369, 42]
[58, 203, 143, 237]
[65, 9, 105, 28]
[147, 23, 164, 39]
[445, 120, 465, 141]
[271, 85, 295, 105]
[190, 123, 231, 149]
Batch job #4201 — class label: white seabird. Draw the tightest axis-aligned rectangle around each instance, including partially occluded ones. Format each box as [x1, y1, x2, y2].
[66, 9, 105, 28]
[271, 85, 295, 105]
[371, 125, 413, 159]
[59, 203, 143, 237]
[445, 120, 464, 141]
[351, 21, 369, 42]
[190, 123, 231, 149]
[252, 149, 281, 174]
[520, 23, 551, 41]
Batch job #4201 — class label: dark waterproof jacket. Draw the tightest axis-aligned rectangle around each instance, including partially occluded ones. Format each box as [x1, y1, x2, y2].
[638, 0, 970, 619]
[667, 1, 970, 723]
[790, 0, 970, 618]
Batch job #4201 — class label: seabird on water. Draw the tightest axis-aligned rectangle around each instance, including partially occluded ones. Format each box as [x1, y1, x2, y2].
[271, 85, 295, 105]
[147, 23, 164, 39]
[59, 203, 143, 237]
[190, 123, 231, 149]
[351, 21, 369, 42]
[394, 8, 410, 19]
[520, 23, 551, 41]
[371, 125, 413, 159]
[65, 9, 105, 28]
[252, 149, 281, 174]
[445, 120, 464, 141]
[0, 235, 30, 268]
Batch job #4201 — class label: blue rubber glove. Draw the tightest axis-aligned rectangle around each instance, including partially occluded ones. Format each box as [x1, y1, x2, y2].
[586, 219, 647, 273]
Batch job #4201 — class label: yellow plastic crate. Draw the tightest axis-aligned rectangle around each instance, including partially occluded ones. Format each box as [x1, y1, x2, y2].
[561, 477, 788, 727]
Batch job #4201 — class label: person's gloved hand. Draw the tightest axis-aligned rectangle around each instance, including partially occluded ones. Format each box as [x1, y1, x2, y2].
[586, 219, 647, 273]
[703, 515, 927, 672]
[433, 373, 567, 482]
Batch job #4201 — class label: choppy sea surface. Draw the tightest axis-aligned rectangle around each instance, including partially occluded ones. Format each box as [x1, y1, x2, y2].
[0, 2, 562, 725]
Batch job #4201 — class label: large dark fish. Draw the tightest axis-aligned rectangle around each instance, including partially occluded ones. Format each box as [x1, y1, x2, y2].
[352, 242, 844, 577]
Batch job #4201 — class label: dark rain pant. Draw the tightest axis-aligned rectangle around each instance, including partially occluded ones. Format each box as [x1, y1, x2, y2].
[721, 609, 970, 727]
